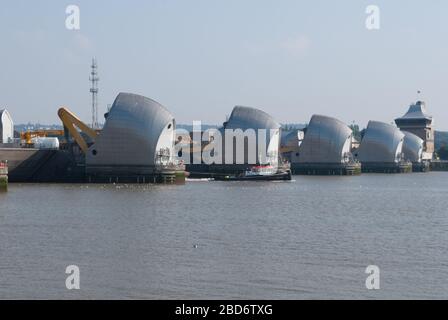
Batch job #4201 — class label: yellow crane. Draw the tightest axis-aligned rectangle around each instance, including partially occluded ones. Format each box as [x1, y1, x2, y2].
[57, 107, 99, 154]
[20, 129, 66, 147]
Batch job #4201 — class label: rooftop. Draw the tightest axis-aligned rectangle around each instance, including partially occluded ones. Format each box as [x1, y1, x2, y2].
[396, 101, 432, 121]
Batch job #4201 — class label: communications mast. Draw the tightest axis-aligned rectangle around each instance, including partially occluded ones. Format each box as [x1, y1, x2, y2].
[89, 58, 99, 129]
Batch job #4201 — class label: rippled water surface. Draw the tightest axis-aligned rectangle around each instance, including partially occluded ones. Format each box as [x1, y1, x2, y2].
[1, 173, 448, 299]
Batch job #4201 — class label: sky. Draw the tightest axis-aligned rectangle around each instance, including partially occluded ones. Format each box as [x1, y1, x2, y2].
[0, 0, 447, 129]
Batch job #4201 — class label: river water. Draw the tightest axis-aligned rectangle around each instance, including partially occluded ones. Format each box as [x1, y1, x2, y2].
[1, 172, 447, 299]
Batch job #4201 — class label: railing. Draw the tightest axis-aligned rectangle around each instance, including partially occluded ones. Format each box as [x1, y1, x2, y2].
[156, 162, 186, 172]
[342, 152, 360, 164]
[155, 147, 186, 172]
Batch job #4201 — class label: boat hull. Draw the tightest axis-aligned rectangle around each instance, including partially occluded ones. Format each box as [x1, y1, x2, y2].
[214, 171, 292, 181]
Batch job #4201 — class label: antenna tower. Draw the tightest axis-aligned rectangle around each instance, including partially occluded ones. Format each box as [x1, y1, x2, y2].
[90, 58, 99, 129]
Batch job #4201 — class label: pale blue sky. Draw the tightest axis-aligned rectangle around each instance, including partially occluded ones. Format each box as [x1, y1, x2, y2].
[0, 0, 447, 129]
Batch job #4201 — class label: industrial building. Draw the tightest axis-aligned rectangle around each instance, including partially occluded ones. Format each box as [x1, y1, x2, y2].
[84, 92, 183, 183]
[356, 121, 412, 173]
[0, 109, 14, 145]
[292, 115, 361, 175]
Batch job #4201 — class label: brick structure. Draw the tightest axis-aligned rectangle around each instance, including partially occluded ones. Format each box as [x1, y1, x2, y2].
[395, 101, 434, 160]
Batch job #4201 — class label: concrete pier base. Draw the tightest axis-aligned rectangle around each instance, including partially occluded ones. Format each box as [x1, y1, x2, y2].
[2, 149, 85, 183]
[86, 173, 185, 184]
[291, 162, 362, 176]
[361, 162, 412, 173]
[86, 164, 186, 184]
[412, 161, 430, 172]
[430, 160, 448, 171]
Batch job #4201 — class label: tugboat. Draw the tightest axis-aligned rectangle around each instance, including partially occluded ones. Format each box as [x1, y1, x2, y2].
[214, 165, 292, 181]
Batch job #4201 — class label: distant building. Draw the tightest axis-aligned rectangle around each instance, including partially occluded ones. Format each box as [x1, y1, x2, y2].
[395, 101, 434, 160]
[0, 109, 14, 144]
